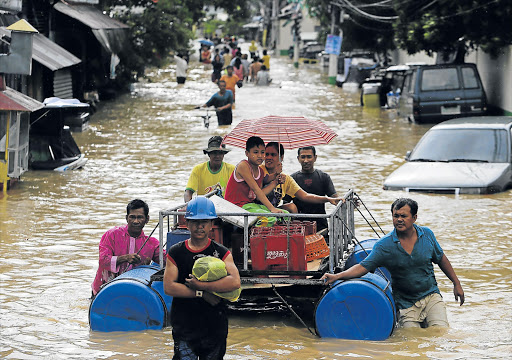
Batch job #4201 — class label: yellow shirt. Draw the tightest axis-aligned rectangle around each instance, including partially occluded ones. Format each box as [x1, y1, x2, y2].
[262, 54, 270, 70]
[260, 166, 301, 200]
[186, 161, 235, 196]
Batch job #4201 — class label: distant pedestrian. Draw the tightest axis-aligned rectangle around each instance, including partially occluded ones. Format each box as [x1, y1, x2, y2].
[241, 54, 250, 82]
[233, 58, 244, 82]
[256, 65, 271, 86]
[220, 65, 240, 105]
[222, 47, 232, 67]
[175, 53, 188, 84]
[249, 40, 258, 59]
[261, 49, 270, 70]
[201, 45, 212, 65]
[212, 52, 224, 83]
[249, 58, 262, 82]
[197, 80, 233, 126]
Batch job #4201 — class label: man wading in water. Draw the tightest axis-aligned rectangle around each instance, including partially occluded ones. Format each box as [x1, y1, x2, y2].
[164, 197, 240, 359]
[322, 198, 465, 328]
[197, 80, 233, 126]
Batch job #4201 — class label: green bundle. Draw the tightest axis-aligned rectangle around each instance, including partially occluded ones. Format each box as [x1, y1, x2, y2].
[192, 256, 241, 302]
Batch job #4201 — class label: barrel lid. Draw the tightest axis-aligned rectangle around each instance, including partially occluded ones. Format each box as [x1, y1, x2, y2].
[315, 273, 395, 340]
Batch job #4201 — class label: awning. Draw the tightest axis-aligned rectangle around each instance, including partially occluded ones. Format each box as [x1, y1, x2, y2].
[53, 1, 129, 54]
[0, 27, 81, 71]
[243, 22, 261, 29]
[0, 87, 43, 112]
[32, 33, 81, 71]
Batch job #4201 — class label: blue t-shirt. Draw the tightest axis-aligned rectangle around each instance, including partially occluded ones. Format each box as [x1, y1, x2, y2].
[206, 90, 233, 110]
[360, 224, 444, 309]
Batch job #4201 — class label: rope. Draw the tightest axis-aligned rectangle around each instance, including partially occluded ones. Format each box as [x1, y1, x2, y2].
[272, 285, 319, 337]
[339, 219, 391, 284]
[353, 192, 386, 236]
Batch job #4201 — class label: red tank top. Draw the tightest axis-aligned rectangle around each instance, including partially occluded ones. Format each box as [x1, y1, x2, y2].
[224, 160, 263, 207]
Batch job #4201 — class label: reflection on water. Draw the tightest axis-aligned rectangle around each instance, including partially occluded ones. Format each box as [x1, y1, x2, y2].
[1, 55, 511, 359]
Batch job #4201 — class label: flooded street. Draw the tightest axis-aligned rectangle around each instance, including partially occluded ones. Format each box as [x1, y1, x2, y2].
[1, 54, 511, 359]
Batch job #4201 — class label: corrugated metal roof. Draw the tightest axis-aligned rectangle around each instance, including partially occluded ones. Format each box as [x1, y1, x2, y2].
[0, 28, 81, 71]
[32, 33, 81, 71]
[54, 1, 129, 30]
[0, 87, 43, 112]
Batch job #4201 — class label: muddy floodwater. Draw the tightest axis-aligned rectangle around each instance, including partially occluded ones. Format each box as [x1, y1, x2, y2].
[1, 54, 511, 359]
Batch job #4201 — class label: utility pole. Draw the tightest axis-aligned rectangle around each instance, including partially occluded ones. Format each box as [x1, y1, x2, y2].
[327, 7, 343, 85]
[271, 0, 279, 50]
[292, 13, 301, 68]
[328, 9, 338, 84]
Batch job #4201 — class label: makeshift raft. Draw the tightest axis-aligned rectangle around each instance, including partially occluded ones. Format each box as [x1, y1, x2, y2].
[89, 190, 396, 340]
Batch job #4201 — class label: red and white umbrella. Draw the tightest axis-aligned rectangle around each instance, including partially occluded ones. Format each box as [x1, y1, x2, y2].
[222, 115, 338, 149]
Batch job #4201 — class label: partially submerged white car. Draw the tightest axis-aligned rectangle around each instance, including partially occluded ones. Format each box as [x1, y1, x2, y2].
[383, 117, 512, 194]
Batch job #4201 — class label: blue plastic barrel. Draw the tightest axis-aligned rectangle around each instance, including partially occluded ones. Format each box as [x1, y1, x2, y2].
[315, 272, 396, 340]
[166, 229, 190, 253]
[345, 239, 391, 282]
[89, 265, 172, 332]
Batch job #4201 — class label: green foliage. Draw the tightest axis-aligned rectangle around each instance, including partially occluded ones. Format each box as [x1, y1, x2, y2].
[306, 0, 396, 54]
[101, 0, 250, 69]
[306, 0, 511, 59]
[393, 0, 512, 58]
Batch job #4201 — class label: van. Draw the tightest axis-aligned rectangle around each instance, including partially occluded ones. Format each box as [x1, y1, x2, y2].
[398, 63, 487, 123]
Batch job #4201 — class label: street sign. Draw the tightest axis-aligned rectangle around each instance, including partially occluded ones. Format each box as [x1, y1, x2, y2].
[325, 35, 342, 56]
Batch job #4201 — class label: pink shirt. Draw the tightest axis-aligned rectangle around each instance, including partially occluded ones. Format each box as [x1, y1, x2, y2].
[91, 225, 162, 295]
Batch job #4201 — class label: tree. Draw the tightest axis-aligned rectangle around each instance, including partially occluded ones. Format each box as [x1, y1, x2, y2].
[306, 0, 396, 55]
[307, 0, 512, 60]
[393, 0, 512, 58]
[99, 0, 250, 83]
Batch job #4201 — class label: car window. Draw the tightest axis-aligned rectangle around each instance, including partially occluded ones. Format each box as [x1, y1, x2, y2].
[461, 66, 479, 89]
[410, 128, 509, 163]
[403, 72, 414, 94]
[421, 68, 460, 91]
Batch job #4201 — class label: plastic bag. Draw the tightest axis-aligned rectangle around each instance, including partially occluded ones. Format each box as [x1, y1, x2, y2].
[192, 256, 241, 302]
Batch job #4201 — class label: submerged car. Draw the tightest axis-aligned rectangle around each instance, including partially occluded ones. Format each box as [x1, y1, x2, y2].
[383, 117, 512, 194]
[398, 63, 487, 123]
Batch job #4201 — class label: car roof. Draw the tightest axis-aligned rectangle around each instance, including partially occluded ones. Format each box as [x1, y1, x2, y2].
[432, 116, 512, 130]
[416, 63, 477, 69]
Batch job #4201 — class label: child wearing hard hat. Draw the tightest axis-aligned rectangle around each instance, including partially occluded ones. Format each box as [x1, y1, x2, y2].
[163, 196, 240, 359]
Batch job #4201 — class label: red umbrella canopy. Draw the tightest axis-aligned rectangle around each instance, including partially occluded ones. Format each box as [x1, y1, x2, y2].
[222, 115, 338, 149]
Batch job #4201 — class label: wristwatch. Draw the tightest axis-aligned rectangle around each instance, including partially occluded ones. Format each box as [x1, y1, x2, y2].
[195, 290, 203, 298]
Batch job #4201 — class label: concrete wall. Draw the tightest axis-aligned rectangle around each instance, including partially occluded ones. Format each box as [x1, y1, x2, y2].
[472, 47, 512, 115]
[392, 46, 512, 115]
[277, 14, 320, 54]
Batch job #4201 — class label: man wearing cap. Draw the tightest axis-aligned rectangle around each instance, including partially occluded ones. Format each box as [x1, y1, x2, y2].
[184, 136, 235, 202]
[164, 197, 240, 359]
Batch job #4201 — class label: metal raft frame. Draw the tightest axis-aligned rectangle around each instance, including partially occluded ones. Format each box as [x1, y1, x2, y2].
[157, 190, 356, 286]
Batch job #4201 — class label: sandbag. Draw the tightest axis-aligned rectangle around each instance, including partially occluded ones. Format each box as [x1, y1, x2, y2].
[192, 256, 241, 302]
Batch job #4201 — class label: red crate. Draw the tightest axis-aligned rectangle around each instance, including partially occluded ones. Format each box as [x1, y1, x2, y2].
[290, 220, 317, 235]
[208, 225, 223, 245]
[305, 234, 330, 262]
[250, 225, 306, 271]
[177, 208, 186, 227]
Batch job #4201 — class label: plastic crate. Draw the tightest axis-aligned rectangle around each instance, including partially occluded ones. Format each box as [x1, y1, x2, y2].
[177, 208, 186, 227]
[208, 224, 223, 245]
[305, 234, 330, 262]
[249, 225, 306, 271]
[290, 220, 317, 235]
